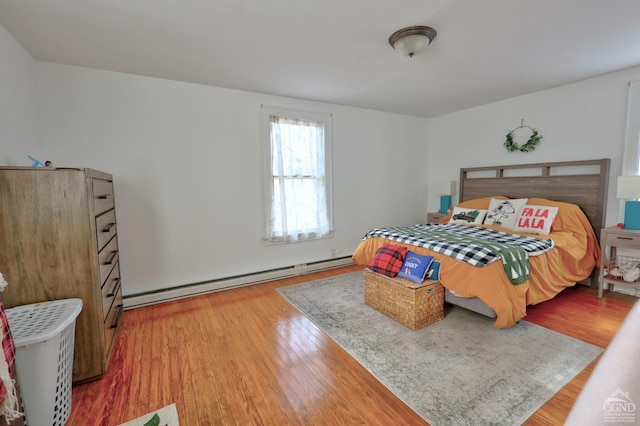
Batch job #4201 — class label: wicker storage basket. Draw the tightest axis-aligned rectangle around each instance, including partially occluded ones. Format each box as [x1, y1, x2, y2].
[606, 255, 640, 283]
[364, 268, 444, 330]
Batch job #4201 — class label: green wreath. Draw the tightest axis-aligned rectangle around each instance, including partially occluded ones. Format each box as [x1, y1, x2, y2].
[504, 127, 542, 152]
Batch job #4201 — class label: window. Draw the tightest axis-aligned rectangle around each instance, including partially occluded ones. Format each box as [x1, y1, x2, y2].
[262, 106, 333, 243]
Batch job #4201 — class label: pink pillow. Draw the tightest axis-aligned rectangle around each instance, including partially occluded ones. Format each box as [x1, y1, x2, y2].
[514, 205, 559, 235]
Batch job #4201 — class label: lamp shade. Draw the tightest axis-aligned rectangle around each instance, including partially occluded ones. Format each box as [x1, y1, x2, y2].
[617, 176, 640, 199]
[617, 176, 640, 229]
[438, 180, 457, 196]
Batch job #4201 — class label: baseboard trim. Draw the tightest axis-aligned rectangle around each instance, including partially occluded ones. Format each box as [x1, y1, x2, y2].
[123, 256, 354, 309]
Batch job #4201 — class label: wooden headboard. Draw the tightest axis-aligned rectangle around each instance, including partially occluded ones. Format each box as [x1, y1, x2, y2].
[459, 159, 611, 235]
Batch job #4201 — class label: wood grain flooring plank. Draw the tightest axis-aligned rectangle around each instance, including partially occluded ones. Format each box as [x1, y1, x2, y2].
[67, 265, 636, 425]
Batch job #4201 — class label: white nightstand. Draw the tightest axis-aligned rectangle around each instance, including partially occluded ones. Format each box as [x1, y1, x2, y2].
[599, 227, 640, 297]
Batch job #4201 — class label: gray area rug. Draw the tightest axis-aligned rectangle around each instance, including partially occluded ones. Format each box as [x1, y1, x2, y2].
[277, 271, 603, 426]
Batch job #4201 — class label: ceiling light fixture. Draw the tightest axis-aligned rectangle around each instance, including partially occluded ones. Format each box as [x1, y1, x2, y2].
[388, 26, 437, 58]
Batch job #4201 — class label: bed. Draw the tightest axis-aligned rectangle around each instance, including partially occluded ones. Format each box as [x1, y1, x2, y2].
[352, 159, 611, 328]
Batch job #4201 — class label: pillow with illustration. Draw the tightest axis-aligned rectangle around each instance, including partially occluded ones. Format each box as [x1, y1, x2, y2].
[513, 205, 559, 235]
[484, 198, 528, 230]
[397, 250, 434, 284]
[368, 244, 408, 277]
[448, 207, 488, 225]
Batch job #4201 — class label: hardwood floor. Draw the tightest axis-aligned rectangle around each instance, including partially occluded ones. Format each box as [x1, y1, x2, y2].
[66, 265, 637, 425]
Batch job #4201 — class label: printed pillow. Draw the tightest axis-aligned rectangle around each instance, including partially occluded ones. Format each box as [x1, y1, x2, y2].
[513, 205, 559, 235]
[448, 207, 488, 225]
[425, 260, 441, 281]
[368, 244, 408, 277]
[484, 198, 528, 230]
[397, 250, 434, 284]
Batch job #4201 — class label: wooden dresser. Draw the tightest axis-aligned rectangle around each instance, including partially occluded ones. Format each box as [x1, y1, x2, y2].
[0, 167, 123, 383]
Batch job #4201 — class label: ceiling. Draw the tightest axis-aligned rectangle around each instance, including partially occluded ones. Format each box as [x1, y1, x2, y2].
[1, 0, 640, 118]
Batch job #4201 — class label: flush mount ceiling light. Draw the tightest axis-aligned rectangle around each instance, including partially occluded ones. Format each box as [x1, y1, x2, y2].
[388, 26, 437, 58]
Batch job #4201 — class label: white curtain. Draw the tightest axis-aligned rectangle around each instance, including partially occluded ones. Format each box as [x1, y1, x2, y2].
[622, 80, 640, 175]
[268, 115, 330, 242]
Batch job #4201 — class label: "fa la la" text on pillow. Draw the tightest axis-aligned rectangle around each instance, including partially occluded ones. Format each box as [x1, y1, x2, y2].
[513, 205, 559, 235]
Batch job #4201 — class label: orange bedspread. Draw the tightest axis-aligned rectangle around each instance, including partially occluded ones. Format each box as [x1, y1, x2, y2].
[352, 197, 600, 328]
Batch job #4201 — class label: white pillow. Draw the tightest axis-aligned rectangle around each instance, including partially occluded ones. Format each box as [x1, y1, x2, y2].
[484, 198, 528, 230]
[448, 207, 488, 225]
[513, 205, 559, 235]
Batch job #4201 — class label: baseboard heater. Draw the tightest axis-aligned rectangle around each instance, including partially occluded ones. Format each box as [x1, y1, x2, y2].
[123, 255, 354, 309]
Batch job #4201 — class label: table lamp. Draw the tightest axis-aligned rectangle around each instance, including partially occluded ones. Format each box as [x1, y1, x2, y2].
[439, 181, 457, 214]
[617, 176, 640, 230]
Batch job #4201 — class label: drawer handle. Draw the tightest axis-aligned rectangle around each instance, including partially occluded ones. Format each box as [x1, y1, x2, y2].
[104, 250, 118, 265]
[110, 305, 123, 329]
[97, 194, 112, 200]
[616, 236, 634, 240]
[102, 222, 116, 232]
[107, 277, 121, 297]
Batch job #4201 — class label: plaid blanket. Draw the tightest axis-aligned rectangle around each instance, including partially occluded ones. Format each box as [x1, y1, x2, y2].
[0, 297, 16, 416]
[362, 224, 554, 284]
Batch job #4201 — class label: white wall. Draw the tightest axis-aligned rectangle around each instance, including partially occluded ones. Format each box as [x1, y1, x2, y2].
[36, 63, 430, 295]
[426, 66, 640, 226]
[0, 25, 41, 164]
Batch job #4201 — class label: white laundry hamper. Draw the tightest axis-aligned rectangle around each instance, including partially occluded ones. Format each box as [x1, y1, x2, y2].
[5, 299, 83, 426]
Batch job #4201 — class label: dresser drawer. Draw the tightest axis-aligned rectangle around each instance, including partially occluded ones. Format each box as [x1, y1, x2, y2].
[96, 210, 117, 252]
[98, 236, 119, 286]
[103, 286, 123, 355]
[606, 229, 640, 249]
[92, 179, 115, 216]
[101, 262, 121, 320]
